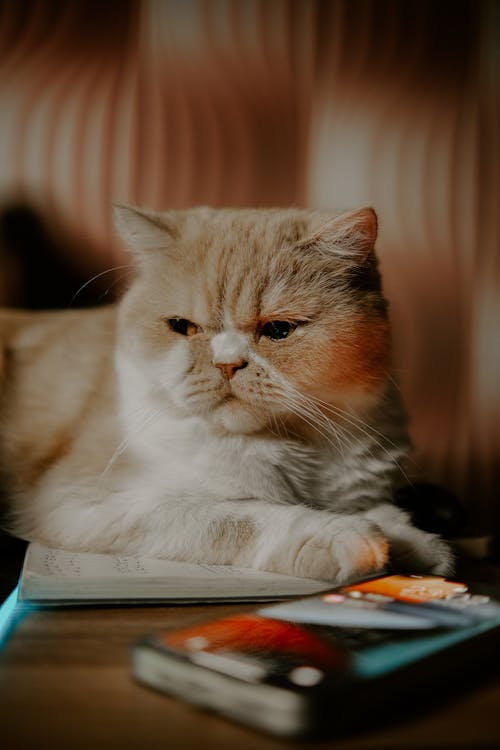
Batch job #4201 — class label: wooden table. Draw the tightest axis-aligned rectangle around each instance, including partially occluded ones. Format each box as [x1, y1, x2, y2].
[1, 558, 500, 750]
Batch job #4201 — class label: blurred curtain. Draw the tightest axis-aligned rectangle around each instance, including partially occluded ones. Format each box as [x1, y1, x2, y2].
[0, 0, 498, 534]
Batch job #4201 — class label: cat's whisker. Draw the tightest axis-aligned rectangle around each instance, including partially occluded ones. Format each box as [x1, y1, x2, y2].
[264, 400, 284, 439]
[328, 419, 400, 490]
[255, 357, 344, 440]
[332, 404, 414, 491]
[311, 399, 410, 477]
[267, 412, 286, 441]
[252, 359, 349, 455]
[307, 392, 406, 454]
[277, 399, 332, 444]
[274, 384, 350, 457]
[299, 388, 403, 453]
[274, 392, 345, 455]
[252, 358, 406, 480]
[277, 379, 411, 487]
[387, 372, 403, 393]
[283, 384, 410, 491]
[304, 397, 383, 457]
[98, 407, 163, 485]
[99, 270, 130, 301]
[68, 265, 132, 308]
[318, 402, 413, 486]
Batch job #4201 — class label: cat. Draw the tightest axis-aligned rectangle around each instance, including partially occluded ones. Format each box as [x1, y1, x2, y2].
[0, 205, 452, 583]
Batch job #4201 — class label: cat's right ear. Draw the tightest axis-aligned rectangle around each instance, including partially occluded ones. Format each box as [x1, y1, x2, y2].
[304, 207, 378, 265]
[113, 205, 179, 256]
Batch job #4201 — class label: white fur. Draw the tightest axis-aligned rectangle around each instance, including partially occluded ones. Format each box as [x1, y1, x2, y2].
[211, 331, 249, 365]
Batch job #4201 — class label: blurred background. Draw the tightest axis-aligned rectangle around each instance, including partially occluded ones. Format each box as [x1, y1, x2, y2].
[0, 0, 498, 541]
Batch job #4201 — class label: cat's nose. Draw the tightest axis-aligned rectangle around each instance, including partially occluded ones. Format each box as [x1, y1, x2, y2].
[215, 359, 248, 380]
[211, 331, 249, 379]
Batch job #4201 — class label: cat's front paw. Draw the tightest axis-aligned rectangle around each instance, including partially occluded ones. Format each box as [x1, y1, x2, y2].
[386, 525, 454, 576]
[363, 504, 454, 576]
[258, 514, 389, 584]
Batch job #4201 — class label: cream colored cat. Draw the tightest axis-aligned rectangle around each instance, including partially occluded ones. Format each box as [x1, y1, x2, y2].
[0, 206, 452, 582]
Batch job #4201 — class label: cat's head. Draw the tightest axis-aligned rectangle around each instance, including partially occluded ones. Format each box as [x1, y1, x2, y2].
[115, 206, 391, 437]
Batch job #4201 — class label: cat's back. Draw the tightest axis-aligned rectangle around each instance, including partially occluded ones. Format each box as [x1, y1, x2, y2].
[0, 306, 119, 478]
[0, 306, 117, 364]
[0, 304, 118, 396]
[0, 306, 120, 495]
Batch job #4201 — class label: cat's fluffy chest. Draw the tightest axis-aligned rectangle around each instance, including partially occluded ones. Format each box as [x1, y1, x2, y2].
[121, 409, 354, 510]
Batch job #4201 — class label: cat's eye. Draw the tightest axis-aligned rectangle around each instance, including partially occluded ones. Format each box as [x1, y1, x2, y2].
[260, 320, 297, 341]
[165, 318, 199, 337]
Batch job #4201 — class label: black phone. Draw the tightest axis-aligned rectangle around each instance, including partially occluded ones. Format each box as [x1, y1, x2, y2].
[131, 574, 500, 739]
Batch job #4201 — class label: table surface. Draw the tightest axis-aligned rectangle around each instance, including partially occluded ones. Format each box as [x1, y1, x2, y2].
[1, 557, 500, 750]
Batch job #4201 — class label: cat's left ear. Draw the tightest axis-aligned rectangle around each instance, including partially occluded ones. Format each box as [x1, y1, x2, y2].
[113, 205, 179, 255]
[305, 207, 378, 265]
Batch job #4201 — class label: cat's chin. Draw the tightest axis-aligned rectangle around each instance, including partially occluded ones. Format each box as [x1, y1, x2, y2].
[209, 402, 265, 435]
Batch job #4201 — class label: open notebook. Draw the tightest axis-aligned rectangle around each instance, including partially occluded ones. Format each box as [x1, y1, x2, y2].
[18, 543, 330, 605]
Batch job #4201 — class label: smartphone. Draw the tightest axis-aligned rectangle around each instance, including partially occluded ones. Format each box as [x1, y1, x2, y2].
[131, 575, 500, 738]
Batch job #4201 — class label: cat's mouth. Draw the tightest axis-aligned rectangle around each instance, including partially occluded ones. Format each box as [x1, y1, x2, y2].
[215, 381, 241, 405]
[209, 390, 265, 434]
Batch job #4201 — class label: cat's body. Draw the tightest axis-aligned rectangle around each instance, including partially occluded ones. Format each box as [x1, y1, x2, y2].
[0, 206, 452, 582]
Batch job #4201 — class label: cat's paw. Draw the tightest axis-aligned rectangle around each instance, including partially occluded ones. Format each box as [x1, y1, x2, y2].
[296, 517, 389, 583]
[386, 525, 454, 576]
[363, 503, 454, 576]
[258, 514, 389, 584]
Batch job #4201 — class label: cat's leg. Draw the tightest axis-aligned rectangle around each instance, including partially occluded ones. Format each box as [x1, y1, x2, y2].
[362, 504, 454, 575]
[113, 496, 389, 584]
[31, 487, 389, 583]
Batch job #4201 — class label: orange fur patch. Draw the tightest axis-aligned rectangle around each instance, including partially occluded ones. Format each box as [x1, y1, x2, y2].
[283, 313, 391, 413]
[324, 316, 391, 389]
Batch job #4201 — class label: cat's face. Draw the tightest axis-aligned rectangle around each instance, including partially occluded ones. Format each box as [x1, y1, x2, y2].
[116, 206, 391, 436]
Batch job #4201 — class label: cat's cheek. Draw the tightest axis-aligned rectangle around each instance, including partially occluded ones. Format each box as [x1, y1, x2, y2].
[294, 320, 390, 409]
[155, 341, 193, 397]
[329, 319, 391, 389]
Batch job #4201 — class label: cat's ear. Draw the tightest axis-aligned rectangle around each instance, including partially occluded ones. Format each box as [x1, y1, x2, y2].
[113, 205, 179, 255]
[305, 207, 378, 264]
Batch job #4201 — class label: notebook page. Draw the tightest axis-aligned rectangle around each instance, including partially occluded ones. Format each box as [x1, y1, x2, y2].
[21, 542, 319, 583]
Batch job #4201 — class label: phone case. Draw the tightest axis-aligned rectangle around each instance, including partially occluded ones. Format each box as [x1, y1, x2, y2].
[131, 575, 500, 738]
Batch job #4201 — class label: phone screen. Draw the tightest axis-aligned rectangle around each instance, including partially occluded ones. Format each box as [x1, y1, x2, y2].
[160, 575, 500, 689]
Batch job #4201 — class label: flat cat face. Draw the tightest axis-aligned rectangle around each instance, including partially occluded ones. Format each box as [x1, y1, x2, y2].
[116, 206, 391, 436]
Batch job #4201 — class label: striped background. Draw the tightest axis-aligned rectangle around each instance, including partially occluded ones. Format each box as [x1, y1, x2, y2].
[0, 0, 498, 535]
